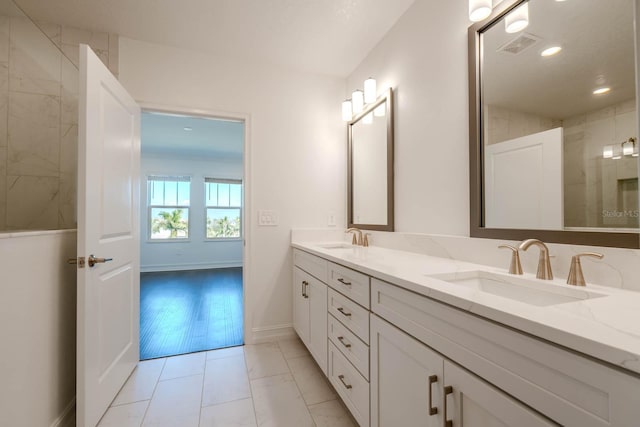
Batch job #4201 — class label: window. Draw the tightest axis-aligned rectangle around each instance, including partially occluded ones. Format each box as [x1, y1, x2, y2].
[148, 176, 191, 239]
[205, 178, 242, 239]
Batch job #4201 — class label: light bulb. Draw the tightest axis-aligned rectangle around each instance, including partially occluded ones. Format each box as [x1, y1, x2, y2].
[352, 90, 364, 114]
[469, 0, 492, 22]
[363, 112, 373, 124]
[341, 100, 352, 121]
[364, 78, 377, 104]
[505, 2, 529, 33]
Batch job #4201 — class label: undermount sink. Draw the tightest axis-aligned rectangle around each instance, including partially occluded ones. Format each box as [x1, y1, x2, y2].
[315, 242, 357, 250]
[428, 270, 607, 307]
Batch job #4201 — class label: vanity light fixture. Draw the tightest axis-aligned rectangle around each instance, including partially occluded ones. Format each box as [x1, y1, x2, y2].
[593, 87, 611, 95]
[623, 137, 637, 156]
[505, 2, 529, 33]
[602, 145, 613, 159]
[364, 78, 377, 104]
[469, 0, 492, 22]
[352, 90, 364, 114]
[342, 100, 353, 121]
[541, 46, 562, 57]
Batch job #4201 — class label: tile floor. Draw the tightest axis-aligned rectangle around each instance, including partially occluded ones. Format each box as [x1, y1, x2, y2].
[97, 337, 358, 427]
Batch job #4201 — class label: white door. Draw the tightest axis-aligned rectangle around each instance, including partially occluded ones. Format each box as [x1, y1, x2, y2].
[484, 127, 563, 230]
[76, 44, 141, 427]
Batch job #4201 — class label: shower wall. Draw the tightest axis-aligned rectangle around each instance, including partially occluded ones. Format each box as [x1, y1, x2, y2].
[0, 6, 117, 231]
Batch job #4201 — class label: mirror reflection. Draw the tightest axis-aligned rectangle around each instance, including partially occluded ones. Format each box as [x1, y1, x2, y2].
[348, 88, 394, 231]
[481, 0, 638, 231]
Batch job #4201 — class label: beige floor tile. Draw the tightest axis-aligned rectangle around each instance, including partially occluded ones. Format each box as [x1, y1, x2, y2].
[97, 401, 149, 427]
[244, 342, 290, 379]
[202, 354, 251, 407]
[207, 345, 244, 360]
[251, 373, 314, 427]
[142, 374, 203, 427]
[199, 398, 257, 427]
[159, 351, 206, 381]
[308, 399, 358, 427]
[277, 336, 310, 359]
[287, 354, 336, 405]
[112, 358, 166, 406]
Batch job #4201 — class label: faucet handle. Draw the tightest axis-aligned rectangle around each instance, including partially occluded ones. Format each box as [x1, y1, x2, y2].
[363, 233, 371, 247]
[498, 245, 523, 275]
[567, 252, 604, 286]
[346, 228, 361, 245]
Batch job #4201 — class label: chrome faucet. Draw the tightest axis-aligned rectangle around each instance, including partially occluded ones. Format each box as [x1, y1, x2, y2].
[567, 252, 603, 286]
[518, 239, 553, 280]
[346, 228, 363, 246]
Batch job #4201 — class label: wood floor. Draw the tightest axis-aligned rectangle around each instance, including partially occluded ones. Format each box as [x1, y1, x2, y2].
[140, 268, 243, 360]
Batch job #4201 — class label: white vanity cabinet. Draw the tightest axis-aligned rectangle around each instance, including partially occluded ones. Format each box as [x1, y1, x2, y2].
[370, 314, 556, 427]
[292, 250, 328, 374]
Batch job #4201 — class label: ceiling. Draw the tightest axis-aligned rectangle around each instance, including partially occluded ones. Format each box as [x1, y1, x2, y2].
[482, 0, 635, 119]
[13, 0, 416, 77]
[141, 112, 244, 159]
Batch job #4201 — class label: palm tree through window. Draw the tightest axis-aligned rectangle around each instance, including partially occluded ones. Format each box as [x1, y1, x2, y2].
[148, 176, 191, 239]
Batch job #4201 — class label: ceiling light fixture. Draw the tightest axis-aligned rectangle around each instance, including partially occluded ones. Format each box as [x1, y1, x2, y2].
[505, 2, 529, 33]
[541, 46, 562, 57]
[469, 0, 492, 22]
[593, 87, 611, 95]
[183, 127, 192, 131]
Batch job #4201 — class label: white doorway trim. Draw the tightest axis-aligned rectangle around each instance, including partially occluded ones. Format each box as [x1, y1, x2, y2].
[138, 102, 253, 346]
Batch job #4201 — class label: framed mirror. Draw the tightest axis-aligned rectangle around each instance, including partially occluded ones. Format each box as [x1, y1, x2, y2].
[469, 0, 640, 248]
[348, 88, 394, 231]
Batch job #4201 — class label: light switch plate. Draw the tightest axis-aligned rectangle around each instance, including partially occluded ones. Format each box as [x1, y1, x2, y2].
[328, 211, 336, 227]
[258, 210, 279, 226]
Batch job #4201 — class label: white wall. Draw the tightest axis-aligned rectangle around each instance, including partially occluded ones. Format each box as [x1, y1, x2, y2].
[119, 38, 346, 341]
[0, 231, 77, 427]
[140, 153, 243, 272]
[347, 0, 471, 236]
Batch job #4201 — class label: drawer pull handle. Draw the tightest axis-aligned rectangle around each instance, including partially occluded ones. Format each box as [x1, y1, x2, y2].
[338, 374, 353, 390]
[337, 307, 352, 317]
[337, 278, 352, 286]
[428, 375, 438, 415]
[443, 385, 453, 427]
[337, 336, 352, 348]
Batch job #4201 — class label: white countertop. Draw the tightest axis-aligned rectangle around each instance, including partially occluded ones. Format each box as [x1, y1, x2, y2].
[292, 241, 640, 376]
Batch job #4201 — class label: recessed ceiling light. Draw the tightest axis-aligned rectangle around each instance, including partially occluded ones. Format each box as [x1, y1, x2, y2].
[593, 87, 611, 95]
[183, 127, 193, 131]
[541, 46, 562, 57]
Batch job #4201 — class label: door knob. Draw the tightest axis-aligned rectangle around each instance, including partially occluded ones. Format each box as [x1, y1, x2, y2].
[88, 255, 113, 267]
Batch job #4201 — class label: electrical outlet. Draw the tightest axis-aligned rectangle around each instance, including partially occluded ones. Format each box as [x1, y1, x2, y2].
[328, 211, 336, 227]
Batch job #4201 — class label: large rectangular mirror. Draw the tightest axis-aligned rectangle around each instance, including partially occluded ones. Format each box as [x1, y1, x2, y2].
[469, 0, 640, 248]
[348, 88, 394, 231]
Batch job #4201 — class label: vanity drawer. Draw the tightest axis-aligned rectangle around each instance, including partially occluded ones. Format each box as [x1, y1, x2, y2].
[328, 262, 370, 308]
[328, 313, 369, 380]
[328, 288, 369, 344]
[371, 278, 640, 427]
[328, 341, 370, 427]
[293, 249, 327, 283]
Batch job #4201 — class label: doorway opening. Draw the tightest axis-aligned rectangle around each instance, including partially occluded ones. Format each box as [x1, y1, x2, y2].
[139, 111, 245, 360]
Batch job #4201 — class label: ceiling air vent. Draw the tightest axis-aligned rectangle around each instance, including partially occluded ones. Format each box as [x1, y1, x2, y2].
[497, 33, 540, 55]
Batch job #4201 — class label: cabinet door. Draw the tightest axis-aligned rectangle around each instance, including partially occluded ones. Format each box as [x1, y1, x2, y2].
[308, 277, 328, 374]
[293, 267, 310, 345]
[443, 360, 558, 427]
[371, 314, 443, 427]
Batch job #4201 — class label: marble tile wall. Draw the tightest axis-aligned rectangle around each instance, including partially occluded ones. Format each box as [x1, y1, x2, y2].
[484, 104, 561, 146]
[0, 10, 118, 231]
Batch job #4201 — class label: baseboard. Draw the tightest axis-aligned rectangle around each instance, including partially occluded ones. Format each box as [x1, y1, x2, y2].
[140, 261, 243, 273]
[50, 397, 75, 427]
[251, 323, 295, 344]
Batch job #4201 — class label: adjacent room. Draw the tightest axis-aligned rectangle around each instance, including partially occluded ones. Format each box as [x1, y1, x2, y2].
[139, 111, 244, 360]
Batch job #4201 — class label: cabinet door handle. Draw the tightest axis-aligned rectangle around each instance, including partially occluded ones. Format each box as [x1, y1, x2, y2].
[302, 281, 309, 298]
[443, 385, 453, 427]
[428, 375, 438, 416]
[338, 374, 353, 389]
[337, 307, 352, 317]
[337, 336, 352, 348]
[337, 278, 352, 286]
